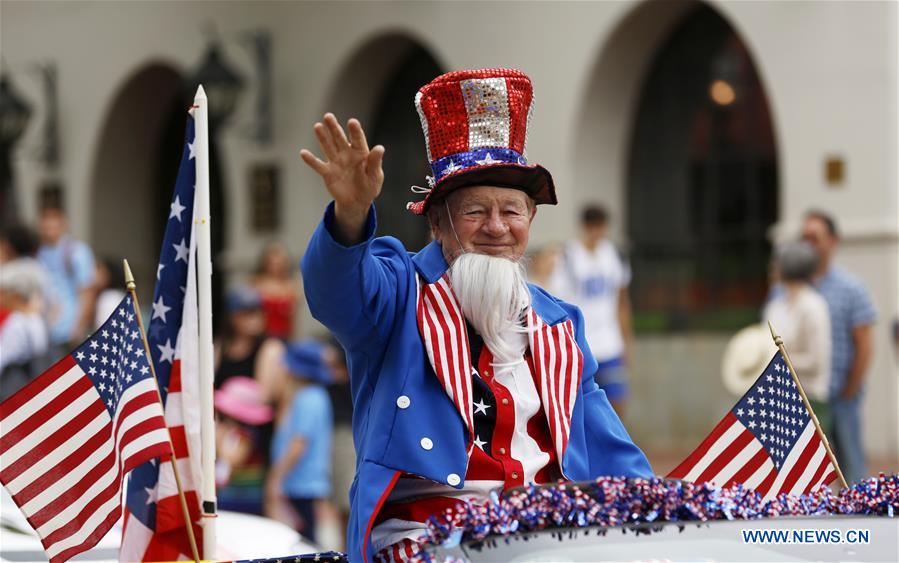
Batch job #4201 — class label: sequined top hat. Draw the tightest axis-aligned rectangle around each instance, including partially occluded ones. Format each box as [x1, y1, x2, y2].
[407, 68, 557, 215]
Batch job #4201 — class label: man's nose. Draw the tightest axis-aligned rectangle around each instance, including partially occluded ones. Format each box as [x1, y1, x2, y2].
[482, 210, 509, 236]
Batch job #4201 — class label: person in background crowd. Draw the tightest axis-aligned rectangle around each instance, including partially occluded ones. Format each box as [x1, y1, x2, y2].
[324, 337, 352, 547]
[214, 376, 274, 515]
[267, 341, 334, 544]
[36, 204, 96, 351]
[252, 241, 303, 340]
[1, 224, 52, 318]
[0, 262, 50, 400]
[763, 241, 832, 430]
[801, 210, 877, 484]
[93, 257, 127, 329]
[214, 285, 286, 405]
[527, 245, 560, 289]
[549, 204, 634, 416]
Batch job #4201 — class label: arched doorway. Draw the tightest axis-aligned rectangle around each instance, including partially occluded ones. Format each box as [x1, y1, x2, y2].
[90, 63, 228, 327]
[574, 1, 780, 455]
[325, 34, 444, 251]
[626, 4, 778, 332]
[89, 63, 184, 295]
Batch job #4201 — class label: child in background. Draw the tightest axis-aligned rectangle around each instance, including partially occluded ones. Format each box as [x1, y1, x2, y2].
[214, 376, 274, 515]
[266, 341, 333, 544]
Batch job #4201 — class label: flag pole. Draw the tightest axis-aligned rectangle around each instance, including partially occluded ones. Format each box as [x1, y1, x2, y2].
[194, 85, 218, 560]
[767, 321, 849, 490]
[123, 259, 201, 563]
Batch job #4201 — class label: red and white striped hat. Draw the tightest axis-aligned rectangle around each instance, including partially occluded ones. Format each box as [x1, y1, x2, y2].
[407, 68, 557, 215]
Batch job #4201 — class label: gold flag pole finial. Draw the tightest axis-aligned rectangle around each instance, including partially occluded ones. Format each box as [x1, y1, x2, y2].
[123, 259, 136, 291]
[121, 259, 201, 563]
[767, 320, 781, 346]
[767, 321, 849, 490]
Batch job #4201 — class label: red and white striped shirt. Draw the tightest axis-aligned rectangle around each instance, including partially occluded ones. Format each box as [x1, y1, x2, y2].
[372, 327, 561, 561]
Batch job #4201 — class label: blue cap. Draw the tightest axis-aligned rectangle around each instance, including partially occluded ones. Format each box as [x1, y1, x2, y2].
[226, 285, 262, 313]
[284, 340, 332, 384]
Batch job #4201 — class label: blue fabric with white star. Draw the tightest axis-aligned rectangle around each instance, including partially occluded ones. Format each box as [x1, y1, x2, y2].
[124, 115, 196, 529]
[432, 147, 527, 182]
[73, 295, 156, 416]
[732, 352, 810, 471]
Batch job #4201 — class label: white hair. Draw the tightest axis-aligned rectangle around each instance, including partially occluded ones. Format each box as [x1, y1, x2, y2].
[447, 252, 532, 370]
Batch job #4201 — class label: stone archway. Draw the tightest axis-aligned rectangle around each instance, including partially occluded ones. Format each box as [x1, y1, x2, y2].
[574, 1, 781, 459]
[88, 62, 183, 294]
[324, 33, 445, 251]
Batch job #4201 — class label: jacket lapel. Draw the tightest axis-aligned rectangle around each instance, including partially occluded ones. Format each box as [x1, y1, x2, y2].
[412, 241, 583, 461]
[527, 307, 583, 464]
[415, 273, 475, 449]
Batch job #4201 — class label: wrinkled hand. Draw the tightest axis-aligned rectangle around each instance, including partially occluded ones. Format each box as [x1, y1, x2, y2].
[300, 114, 385, 219]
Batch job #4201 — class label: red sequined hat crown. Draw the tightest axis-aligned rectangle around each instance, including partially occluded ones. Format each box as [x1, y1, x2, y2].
[407, 68, 557, 215]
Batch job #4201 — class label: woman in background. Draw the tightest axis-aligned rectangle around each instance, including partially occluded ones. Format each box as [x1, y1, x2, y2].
[252, 241, 302, 340]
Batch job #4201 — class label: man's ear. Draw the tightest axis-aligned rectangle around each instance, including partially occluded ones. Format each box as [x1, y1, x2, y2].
[529, 202, 538, 223]
[427, 206, 442, 239]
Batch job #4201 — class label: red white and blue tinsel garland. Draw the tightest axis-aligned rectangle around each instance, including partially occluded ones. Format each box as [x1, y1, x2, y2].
[232, 474, 898, 563]
[422, 474, 898, 550]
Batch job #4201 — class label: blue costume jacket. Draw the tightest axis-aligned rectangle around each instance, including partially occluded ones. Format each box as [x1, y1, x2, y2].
[302, 204, 653, 562]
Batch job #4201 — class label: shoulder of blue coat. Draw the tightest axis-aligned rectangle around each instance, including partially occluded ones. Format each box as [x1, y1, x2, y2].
[529, 283, 582, 326]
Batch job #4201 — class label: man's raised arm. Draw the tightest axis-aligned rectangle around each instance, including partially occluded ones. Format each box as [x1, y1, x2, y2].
[299, 114, 402, 348]
[300, 113, 386, 245]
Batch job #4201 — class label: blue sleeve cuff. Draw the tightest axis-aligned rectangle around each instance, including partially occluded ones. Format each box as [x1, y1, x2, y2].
[321, 201, 377, 249]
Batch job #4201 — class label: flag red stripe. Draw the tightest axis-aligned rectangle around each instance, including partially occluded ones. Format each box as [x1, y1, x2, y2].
[695, 428, 755, 484]
[0, 394, 103, 483]
[820, 470, 837, 488]
[13, 421, 112, 506]
[113, 390, 165, 443]
[754, 466, 779, 497]
[0, 375, 94, 454]
[168, 425, 190, 459]
[122, 441, 172, 474]
[403, 538, 416, 559]
[778, 432, 822, 495]
[723, 446, 769, 488]
[29, 443, 115, 528]
[47, 504, 120, 563]
[168, 360, 182, 393]
[807, 454, 833, 491]
[0, 356, 77, 420]
[667, 412, 738, 479]
[41, 469, 122, 547]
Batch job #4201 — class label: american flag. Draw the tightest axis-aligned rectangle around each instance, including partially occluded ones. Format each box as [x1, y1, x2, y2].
[0, 295, 171, 563]
[121, 113, 204, 560]
[668, 351, 837, 501]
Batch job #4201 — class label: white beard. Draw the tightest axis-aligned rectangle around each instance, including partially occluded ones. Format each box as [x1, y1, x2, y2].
[447, 252, 532, 369]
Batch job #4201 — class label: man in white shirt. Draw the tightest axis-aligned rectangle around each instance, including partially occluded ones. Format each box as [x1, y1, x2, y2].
[549, 204, 633, 416]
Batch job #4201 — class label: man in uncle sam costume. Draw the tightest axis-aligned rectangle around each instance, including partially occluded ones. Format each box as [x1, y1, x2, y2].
[300, 68, 652, 562]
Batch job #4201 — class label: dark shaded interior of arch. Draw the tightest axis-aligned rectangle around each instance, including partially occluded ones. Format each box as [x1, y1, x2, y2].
[627, 4, 778, 332]
[369, 47, 443, 251]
